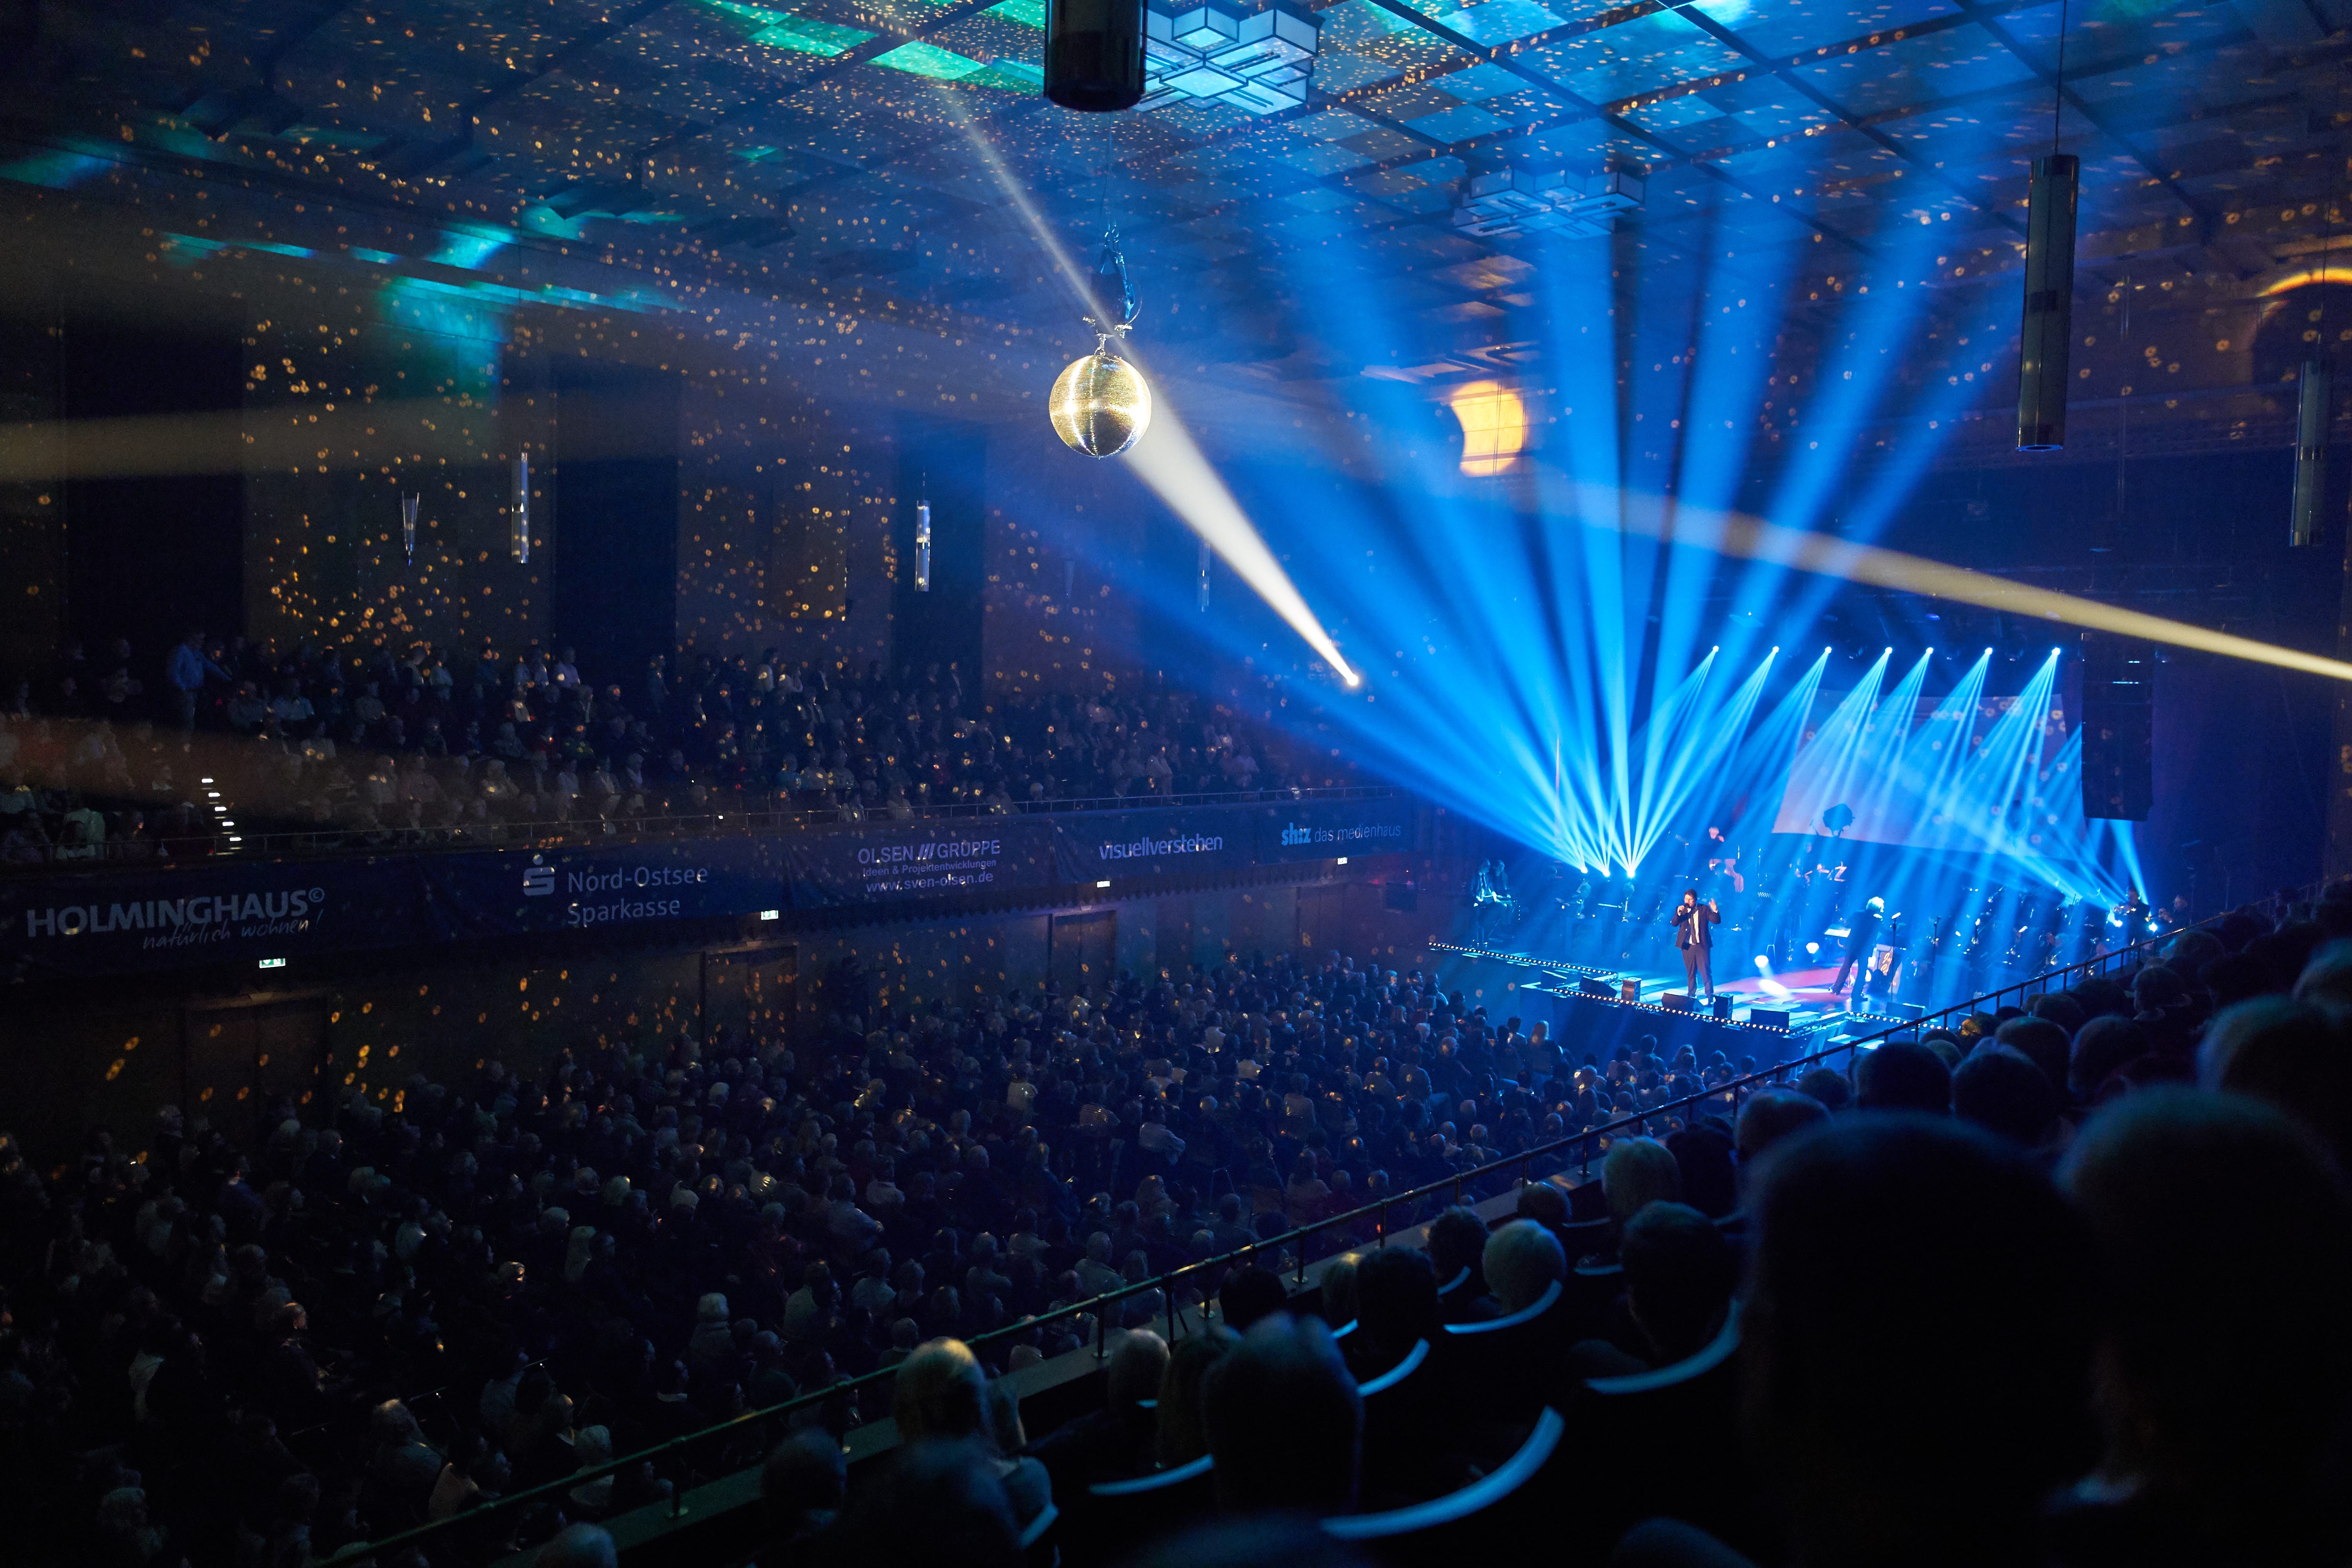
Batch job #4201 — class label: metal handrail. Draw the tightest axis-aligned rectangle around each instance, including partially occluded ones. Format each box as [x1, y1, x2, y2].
[0, 785, 1399, 873]
[321, 898, 2253, 1565]
[1867, 902, 2241, 1042]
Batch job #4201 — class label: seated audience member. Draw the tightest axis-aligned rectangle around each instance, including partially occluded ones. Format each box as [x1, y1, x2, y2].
[1572, 1201, 1738, 1377]
[1917, 1032, 1964, 1071]
[1127, 1516, 1372, 1568]
[1951, 1045, 2062, 1152]
[2196, 996, 2352, 1170]
[2027, 991, 2089, 1037]
[1218, 1265, 1290, 1332]
[760, 1431, 845, 1562]
[1425, 1206, 1494, 1319]
[1201, 1316, 1361, 1516]
[890, 1340, 1051, 1537]
[1791, 1066, 1851, 1112]
[1348, 1248, 1440, 1379]
[1512, 1180, 1572, 1238]
[1601, 1137, 1683, 1230]
[2161, 927, 2226, 979]
[1480, 1218, 1566, 1316]
[1318, 1252, 1361, 1330]
[2293, 938, 2352, 1010]
[1991, 1017, 2073, 1102]
[2071, 974, 2133, 1020]
[1630, 1116, 2097, 1567]
[1028, 1329, 1166, 1490]
[2198, 950, 2274, 1008]
[1154, 1327, 1239, 1468]
[1852, 1040, 1951, 1113]
[2054, 1090, 2352, 1568]
[2130, 962, 2192, 1016]
[822, 1438, 1023, 1568]
[537, 1524, 618, 1568]
[1622, 1201, 1738, 1364]
[1666, 1123, 1737, 1218]
[2068, 1016, 2150, 1102]
[1731, 1089, 1827, 1194]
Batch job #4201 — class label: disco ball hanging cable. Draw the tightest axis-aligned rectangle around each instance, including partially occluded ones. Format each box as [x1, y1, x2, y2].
[1049, 118, 1154, 457]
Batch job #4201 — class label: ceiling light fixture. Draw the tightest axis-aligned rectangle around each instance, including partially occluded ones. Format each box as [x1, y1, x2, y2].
[1455, 167, 1644, 239]
[1140, 0, 1319, 114]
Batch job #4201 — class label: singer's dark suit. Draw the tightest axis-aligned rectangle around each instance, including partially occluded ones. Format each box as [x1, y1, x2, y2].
[1671, 902, 1719, 998]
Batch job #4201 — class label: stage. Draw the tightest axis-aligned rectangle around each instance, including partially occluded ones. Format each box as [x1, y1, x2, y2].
[1432, 941, 1915, 1069]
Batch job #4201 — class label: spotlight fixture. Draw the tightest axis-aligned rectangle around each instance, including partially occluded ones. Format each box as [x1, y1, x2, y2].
[1448, 380, 1527, 476]
[1139, 0, 1318, 114]
[400, 492, 419, 564]
[1045, 0, 1146, 111]
[915, 498, 933, 591]
[1454, 167, 1643, 239]
[1050, 227, 1152, 457]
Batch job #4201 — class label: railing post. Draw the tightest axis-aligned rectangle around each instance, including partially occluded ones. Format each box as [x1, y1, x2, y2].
[1096, 1301, 1108, 1359]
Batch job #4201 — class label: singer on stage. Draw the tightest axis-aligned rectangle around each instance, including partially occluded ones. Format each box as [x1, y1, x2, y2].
[1669, 887, 1720, 1001]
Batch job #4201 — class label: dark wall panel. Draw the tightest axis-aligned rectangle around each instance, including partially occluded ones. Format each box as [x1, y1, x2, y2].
[550, 362, 680, 684]
[59, 314, 245, 659]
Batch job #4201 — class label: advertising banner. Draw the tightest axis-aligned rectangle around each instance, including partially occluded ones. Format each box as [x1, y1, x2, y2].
[419, 837, 798, 940]
[1250, 797, 1419, 862]
[0, 855, 430, 975]
[0, 798, 1414, 974]
[1051, 808, 1259, 882]
[781, 819, 1057, 907]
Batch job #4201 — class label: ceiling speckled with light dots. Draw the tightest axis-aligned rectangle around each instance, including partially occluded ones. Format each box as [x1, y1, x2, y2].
[2, 0, 2349, 456]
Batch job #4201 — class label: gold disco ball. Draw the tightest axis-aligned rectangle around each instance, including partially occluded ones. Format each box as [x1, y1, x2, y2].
[1049, 348, 1152, 457]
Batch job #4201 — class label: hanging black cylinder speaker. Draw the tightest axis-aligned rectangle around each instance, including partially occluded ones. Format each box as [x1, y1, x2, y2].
[2291, 357, 2331, 547]
[2016, 152, 2079, 452]
[1044, 0, 1145, 111]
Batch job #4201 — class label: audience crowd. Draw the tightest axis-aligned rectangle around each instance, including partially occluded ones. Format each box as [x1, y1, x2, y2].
[6, 884, 2352, 1568]
[1, 632, 1350, 864]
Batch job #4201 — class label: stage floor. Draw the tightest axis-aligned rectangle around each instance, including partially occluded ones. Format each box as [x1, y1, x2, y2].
[1434, 946, 1919, 1048]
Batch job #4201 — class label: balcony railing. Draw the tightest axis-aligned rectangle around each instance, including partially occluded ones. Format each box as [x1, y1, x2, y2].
[2, 784, 1400, 873]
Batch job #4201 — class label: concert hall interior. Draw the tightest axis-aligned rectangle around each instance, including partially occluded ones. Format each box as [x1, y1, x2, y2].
[5, 2, 2352, 1566]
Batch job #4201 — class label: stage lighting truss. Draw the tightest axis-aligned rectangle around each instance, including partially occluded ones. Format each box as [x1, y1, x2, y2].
[1140, 0, 1319, 116]
[1453, 168, 1646, 239]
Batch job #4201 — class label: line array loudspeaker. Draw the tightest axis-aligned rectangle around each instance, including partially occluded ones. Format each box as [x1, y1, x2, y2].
[2291, 357, 2332, 548]
[2081, 634, 2154, 821]
[2016, 153, 2079, 453]
[1045, 0, 1146, 111]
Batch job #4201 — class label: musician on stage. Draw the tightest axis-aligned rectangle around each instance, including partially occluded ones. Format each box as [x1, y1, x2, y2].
[1667, 887, 1720, 1001]
[1831, 896, 1884, 1000]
